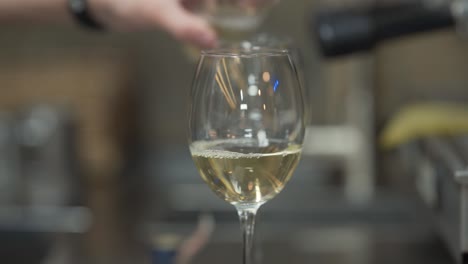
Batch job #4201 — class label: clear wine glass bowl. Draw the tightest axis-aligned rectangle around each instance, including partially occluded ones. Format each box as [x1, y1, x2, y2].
[188, 45, 305, 264]
[191, 0, 280, 32]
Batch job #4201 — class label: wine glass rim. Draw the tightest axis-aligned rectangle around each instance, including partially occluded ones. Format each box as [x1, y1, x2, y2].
[201, 47, 290, 58]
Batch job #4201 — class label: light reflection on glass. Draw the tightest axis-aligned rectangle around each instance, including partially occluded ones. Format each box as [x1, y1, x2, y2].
[248, 74, 256, 85]
[273, 80, 279, 92]
[248, 85, 258, 96]
[255, 182, 261, 202]
[215, 59, 237, 109]
[262, 72, 270, 82]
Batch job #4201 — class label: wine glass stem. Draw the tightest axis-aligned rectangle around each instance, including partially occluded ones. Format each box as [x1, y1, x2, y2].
[237, 207, 259, 264]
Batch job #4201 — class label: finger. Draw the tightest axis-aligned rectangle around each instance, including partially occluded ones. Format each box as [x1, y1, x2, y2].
[152, 3, 217, 49]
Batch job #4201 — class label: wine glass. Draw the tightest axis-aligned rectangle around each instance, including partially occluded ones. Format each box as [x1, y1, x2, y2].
[188, 45, 305, 264]
[182, 0, 280, 60]
[192, 0, 280, 35]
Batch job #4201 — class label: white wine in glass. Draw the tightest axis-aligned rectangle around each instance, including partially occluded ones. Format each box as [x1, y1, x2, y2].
[188, 46, 305, 264]
[191, 139, 301, 204]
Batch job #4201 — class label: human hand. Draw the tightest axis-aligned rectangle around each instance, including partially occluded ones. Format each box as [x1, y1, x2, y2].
[89, 0, 218, 48]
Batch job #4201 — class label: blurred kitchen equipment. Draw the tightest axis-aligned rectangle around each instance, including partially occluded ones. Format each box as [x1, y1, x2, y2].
[0, 105, 90, 264]
[16, 105, 76, 207]
[313, 0, 468, 255]
[396, 136, 468, 264]
[380, 102, 468, 263]
[308, 0, 468, 204]
[0, 113, 20, 207]
[302, 54, 376, 204]
[312, 1, 456, 57]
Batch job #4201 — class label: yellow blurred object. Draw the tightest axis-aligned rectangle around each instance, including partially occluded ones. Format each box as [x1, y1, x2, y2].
[380, 102, 468, 149]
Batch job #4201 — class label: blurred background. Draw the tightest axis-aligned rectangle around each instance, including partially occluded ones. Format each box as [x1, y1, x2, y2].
[2, 0, 468, 263]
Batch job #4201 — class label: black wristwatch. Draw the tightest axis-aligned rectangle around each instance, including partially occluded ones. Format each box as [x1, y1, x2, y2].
[68, 0, 104, 30]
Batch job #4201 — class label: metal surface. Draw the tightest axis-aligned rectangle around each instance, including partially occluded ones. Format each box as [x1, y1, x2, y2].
[405, 136, 468, 263]
[0, 106, 88, 264]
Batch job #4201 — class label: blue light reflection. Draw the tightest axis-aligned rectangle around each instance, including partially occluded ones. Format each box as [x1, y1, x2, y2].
[273, 80, 279, 92]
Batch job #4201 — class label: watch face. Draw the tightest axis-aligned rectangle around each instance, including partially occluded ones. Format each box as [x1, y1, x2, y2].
[70, 0, 86, 12]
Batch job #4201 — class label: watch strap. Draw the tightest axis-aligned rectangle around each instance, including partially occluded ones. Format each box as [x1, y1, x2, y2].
[68, 0, 104, 30]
